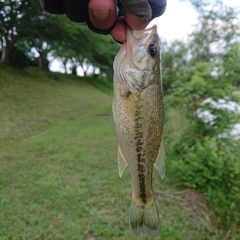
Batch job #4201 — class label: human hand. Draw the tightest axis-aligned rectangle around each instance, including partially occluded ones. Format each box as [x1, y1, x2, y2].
[89, 0, 166, 42]
[40, 0, 166, 42]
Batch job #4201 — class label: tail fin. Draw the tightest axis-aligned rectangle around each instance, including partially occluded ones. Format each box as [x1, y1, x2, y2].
[129, 198, 160, 236]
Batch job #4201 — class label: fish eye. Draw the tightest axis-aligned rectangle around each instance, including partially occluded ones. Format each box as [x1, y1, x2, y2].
[148, 44, 158, 57]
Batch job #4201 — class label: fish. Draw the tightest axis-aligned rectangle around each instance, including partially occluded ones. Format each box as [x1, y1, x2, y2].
[112, 25, 165, 236]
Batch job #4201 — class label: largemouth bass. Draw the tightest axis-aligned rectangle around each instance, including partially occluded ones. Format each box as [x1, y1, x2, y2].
[113, 25, 165, 236]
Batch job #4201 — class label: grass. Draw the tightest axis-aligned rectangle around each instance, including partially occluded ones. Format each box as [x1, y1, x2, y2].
[0, 66, 212, 239]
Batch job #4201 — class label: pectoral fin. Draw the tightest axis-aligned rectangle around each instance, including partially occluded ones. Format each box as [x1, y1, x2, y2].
[154, 137, 166, 180]
[118, 146, 128, 177]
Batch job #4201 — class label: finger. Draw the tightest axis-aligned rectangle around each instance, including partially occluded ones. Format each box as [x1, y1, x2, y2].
[124, 11, 151, 31]
[111, 16, 127, 43]
[88, 0, 117, 30]
[111, 11, 151, 43]
[119, 0, 152, 20]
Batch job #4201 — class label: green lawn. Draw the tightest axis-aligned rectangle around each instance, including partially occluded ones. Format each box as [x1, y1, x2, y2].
[0, 67, 211, 239]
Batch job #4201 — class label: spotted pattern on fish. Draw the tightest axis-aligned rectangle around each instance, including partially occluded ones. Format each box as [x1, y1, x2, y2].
[113, 25, 164, 236]
[134, 100, 147, 203]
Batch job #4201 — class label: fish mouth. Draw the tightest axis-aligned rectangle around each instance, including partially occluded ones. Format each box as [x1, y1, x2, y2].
[137, 24, 158, 33]
[130, 25, 158, 40]
[127, 25, 160, 49]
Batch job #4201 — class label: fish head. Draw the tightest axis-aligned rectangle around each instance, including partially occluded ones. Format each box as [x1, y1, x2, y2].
[114, 25, 161, 93]
[128, 25, 161, 72]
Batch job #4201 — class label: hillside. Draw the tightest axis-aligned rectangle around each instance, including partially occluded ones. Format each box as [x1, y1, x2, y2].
[0, 67, 210, 239]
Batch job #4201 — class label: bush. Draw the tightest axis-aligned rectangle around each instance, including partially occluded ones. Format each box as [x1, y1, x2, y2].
[8, 46, 31, 69]
[172, 136, 240, 232]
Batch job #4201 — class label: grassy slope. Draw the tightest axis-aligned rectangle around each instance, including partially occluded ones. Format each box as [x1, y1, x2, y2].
[0, 66, 210, 239]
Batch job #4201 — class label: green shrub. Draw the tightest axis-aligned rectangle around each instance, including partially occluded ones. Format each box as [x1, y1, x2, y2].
[172, 136, 240, 232]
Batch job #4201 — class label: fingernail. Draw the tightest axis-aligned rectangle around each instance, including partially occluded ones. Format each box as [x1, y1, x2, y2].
[91, 9, 111, 20]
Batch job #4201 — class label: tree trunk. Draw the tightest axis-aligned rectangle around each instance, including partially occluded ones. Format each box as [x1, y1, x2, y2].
[38, 53, 49, 70]
[1, 45, 11, 63]
[1, 37, 18, 63]
[63, 59, 67, 73]
[71, 65, 77, 75]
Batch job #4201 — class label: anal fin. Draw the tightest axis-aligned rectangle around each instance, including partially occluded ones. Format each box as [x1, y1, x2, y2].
[118, 146, 128, 177]
[154, 136, 166, 180]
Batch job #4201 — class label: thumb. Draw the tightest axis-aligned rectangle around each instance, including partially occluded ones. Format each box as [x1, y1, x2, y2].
[88, 0, 117, 30]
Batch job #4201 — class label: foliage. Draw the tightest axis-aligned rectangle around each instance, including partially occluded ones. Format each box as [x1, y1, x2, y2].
[8, 41, 37, 69]
[222, 42, 240, 88]
[173, 136, 240, 203]
[188, 3, 240, 64]
[161, 40, 189, 94]
[172, 135, 240, 236]
[163, 0, 240, 237]
[50, 18, 119, 77]
[0, 0, 119, 75]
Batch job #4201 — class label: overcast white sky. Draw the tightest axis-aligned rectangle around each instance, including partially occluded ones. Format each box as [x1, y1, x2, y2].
[50, 0, 240, 73]
[151, 0, 240, 41]
[150, 0, 198, 41]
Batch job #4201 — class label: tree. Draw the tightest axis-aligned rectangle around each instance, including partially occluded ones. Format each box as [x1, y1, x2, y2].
[90, 34, 119, 79]
[161, 40, 189, 94]
[26, 13, 67, 70]
[50, 18, 119, 77]
[0, 0, 24, 62]
[221, 42, 240, 88]
[163, 1, 240, 236]
[0, 0, 66, 69]
[1, 1, 119, 73]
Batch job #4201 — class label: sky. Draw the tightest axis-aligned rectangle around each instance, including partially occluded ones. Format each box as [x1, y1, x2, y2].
[150, 0, 240, 41]
[150, 0, 198, 41]
[49, 0, 240, 73]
